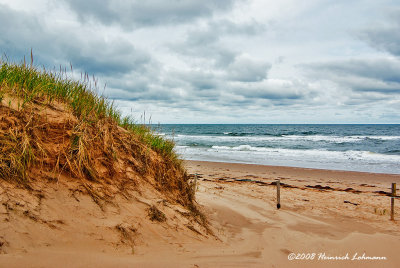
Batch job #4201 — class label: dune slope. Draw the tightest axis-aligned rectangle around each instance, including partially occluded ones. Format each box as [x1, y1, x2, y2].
[0, 61, 210, 265]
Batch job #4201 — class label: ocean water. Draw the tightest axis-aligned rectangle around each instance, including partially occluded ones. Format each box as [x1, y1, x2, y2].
[153, 124, 400, 174]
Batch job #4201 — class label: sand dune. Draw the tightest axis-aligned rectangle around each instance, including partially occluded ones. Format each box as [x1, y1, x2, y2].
[1, 160, 399, 267]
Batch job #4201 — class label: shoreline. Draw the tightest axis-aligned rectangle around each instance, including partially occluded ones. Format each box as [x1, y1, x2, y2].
[185, 159, 400, 175]
[184, 160, 400, 186]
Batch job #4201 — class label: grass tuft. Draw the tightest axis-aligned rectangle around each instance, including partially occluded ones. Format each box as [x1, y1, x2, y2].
[0, 59, 176, 157]
[147, 205, 167, 222]
[0, 112, 36, 185]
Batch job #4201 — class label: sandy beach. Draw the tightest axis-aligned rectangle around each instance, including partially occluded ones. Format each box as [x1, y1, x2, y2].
[1, 160, 399, 267]
[183, 160, 400, 267]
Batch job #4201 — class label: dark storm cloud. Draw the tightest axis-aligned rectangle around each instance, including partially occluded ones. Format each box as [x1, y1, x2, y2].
[163, 69, 219, 92]
[342, 92, 392, 106]
[108, 68, 221, 103]
[226, 57, 271, 82]
[63, 0, 241, 29]
[351, 83, 400, 93]
[174, 19, 266, 68]
[186, 19, 265, 44]
[0, 4, 154, 78]
[64, 39, 154, 76]
[176, 42, 237, 68]
[231, 83, 306, 101]
[107, 63, 304, 111]
[183, 71, 219, 90]
[167, 18, 271, 99]
[108, 85, 178, 102]
[305, 58, 400, 82]
[359, 9, 400, 56]
[302, 58, 400, 94]
[0, 4, 42, 61]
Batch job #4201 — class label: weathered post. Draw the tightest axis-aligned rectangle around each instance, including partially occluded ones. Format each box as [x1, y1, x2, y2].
[277, 179, 281, 209]
[194, 173, 198, 192]
[391, 183, 396, 221]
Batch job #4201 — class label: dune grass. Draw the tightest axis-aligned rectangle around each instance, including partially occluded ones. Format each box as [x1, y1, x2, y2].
[0, 57, 211, 231]
[0, 59, 175, 158]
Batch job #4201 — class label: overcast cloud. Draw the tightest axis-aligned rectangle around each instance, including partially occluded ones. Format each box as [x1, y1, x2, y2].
[0, 0, 399, 123]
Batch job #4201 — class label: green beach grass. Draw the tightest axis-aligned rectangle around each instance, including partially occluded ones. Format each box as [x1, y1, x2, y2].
[0, 56, 211, 232]
[0, 58, 175, 159]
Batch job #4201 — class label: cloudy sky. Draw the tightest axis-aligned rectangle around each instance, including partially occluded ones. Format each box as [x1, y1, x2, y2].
[1, 0, 399, 123]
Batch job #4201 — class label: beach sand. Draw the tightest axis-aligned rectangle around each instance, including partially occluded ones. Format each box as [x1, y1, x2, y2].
[1, 160, 399, 267]
[184, 160, 400, 267]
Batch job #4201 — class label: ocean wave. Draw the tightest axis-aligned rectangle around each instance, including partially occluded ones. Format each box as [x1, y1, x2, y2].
[175, 144, 400, 173]
[386, 149, 400, 154]
[223, 132, 251, 136]
[281, 131, 319, 135]
[207, 145, 400, 162]
[364, 136, 400, 140]
[175, 145, 189, 149]
[280, 135, 363, 142]
[171, 134, 400, 143]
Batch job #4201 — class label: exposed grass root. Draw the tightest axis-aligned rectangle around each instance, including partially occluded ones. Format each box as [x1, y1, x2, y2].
[0, 60, 209, 229]
[147, 205, 167, 222]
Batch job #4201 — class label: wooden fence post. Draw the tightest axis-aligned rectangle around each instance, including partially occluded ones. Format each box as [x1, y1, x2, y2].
[277, 179, 281, 209]
[391, 183, 396, 221]
[194, 173, 198, 192]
